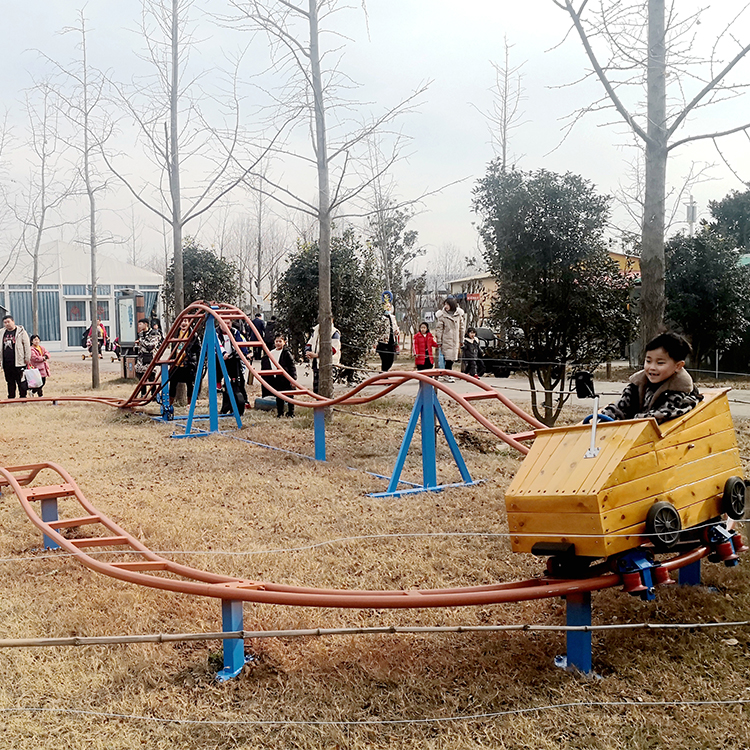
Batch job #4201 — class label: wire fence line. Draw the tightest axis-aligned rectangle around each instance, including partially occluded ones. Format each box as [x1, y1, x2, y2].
[0, 517, 746, 566]
[2, 618, 750, 650]
[2, 698, 750, 727]
[0, 517, 746, 565]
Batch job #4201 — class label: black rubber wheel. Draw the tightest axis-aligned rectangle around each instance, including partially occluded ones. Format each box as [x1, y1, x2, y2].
[722, 476, 746, 520]
[646, 501, 682, 551]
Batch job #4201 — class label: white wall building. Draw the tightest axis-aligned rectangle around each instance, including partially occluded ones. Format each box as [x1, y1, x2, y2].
[0, 241, 163, 351]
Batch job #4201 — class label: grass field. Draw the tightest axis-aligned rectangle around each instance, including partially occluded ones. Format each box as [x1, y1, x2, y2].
[1, 360, 750, 749]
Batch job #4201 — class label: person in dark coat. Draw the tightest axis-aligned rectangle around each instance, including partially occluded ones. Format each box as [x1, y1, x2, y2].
[2, 314, 31, 398]
[461, 327, 483, 377]
[169, 317, 202, 406]
[220, 326, 248, 415]
[135, 318, 163, 397]
[261, 333, 297, 417]
[263, 315, 277, 346]
[249, 312, 266, 361]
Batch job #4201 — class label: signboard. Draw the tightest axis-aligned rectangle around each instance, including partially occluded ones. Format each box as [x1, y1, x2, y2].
[115, 291, 144, 348]
[466, 293, 482, 301]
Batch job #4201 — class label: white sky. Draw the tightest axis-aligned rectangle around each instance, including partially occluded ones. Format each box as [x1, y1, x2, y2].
[1, 1, 749, 276]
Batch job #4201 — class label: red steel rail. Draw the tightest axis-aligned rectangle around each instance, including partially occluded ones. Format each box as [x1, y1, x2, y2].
[0, 462, 711, 608]
[1, 302, 544, 454]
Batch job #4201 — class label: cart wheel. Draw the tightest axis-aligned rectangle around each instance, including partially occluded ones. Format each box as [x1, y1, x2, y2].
[646, 501, 682, 551]
[722, 477, 746, 520]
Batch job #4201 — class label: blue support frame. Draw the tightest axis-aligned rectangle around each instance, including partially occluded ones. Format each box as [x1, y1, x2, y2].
[40, 498, 59, 550]
[171, 315, 243, 439]
[678, 559, 702, 586]
[153, 364, 173, 422]
[563, 592, 592, 674]
[216, 599, 249, 681]
[369, 381, 482, 498]
[314, 407, 326, 461]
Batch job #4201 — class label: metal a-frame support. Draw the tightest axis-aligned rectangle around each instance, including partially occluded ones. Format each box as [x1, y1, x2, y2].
[369, 380, 484, 498]
[171, 315, 243, 438]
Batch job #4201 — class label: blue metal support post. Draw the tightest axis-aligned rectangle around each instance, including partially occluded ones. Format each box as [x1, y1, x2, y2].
[678, 559, 701, 586]
[216, 599, 248, 681]
[419, 383, 438, 488]
[564, 592, 592, 674]
[158, 363, 173, 421]
[371, 381, 479, 497]
[174, 314, 242, 438]
[313, 407, 326, 461]
[40, 499, 59, 550]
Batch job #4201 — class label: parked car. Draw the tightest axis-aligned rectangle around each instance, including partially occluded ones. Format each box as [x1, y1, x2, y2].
[474, 327, 522, 378]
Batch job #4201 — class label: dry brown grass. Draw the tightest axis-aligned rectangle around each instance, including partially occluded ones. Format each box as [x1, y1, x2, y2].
[1, 361, 750, 749]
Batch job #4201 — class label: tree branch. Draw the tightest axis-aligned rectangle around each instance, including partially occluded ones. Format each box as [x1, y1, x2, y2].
[668, 121, 750, 151]
[556, 0, 650, 144]
[667, 40, 750, 138]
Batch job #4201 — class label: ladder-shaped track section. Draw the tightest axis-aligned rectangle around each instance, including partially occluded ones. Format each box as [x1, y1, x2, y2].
[122, 302, 545, 453]
[0, 461, 709, 608]
[0, 302, 543, 453]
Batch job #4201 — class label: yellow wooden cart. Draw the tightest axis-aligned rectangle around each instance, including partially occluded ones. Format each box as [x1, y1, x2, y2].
[505, 388, 745, 561]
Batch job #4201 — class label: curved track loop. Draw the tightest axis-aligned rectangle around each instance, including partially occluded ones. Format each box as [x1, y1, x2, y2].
[2, 302, 544, 454]
[0, 462, 711, 609]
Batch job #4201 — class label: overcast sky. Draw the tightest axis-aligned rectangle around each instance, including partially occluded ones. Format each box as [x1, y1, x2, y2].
[2, 1, 749, 276]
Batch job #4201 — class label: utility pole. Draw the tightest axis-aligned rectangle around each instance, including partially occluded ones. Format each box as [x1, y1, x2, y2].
[685, 195, 697, 237]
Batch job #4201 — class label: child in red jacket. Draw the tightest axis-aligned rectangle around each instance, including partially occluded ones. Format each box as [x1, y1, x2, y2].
[413, 322, 437, 371]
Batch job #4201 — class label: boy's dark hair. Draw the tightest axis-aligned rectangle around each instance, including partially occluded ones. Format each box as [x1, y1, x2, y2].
[466, 327, 476, 335]
[274, 333, 286, 342]
[645, 332, 692, 362]
[2, 314, 13, 321]
[419, 321, 430, 332]
[138, 318, 150, 325]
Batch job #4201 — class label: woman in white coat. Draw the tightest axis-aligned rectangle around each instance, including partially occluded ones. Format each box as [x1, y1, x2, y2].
[433, 297, 465, 382]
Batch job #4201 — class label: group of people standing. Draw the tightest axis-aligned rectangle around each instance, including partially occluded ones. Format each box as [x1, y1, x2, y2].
[377, 296, 481, 382]
[2, 314, 51, 399]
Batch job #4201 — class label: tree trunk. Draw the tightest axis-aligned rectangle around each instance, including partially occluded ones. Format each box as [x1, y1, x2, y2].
[640, 0, 667, 348]
[309, 0, 333, 400]
[32, 244, 39, 338]
[170, 0, 184, 315]
[78, 17, 100, 390]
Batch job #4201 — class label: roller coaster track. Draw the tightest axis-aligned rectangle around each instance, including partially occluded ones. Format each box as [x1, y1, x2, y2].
[1, 302, 545, 454]
[0, 461, 710, 608]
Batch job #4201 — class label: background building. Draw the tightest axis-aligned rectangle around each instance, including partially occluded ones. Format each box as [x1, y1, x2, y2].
[0, 241, 163, 351]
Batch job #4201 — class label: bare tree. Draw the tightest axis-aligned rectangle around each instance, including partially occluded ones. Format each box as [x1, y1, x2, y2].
[0, 113, 23, 288]
[15, 81, 76, 338]
[42, 11, 112, 388]
[364, 143, 423, 316]
[223, 205, 289, 312]
[553, 0, 750, 343]
[476, 37, 526, 170]
[102, 0, 274, 316]
[224, 0, 427, 398]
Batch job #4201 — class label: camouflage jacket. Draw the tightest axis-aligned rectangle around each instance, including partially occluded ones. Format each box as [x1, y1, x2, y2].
[600, 369, 702, 424]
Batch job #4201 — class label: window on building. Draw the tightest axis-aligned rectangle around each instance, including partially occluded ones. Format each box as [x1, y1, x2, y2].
[67, 326, 87, 348]
[64, 285, 87, 296]
[8, 290, 60, 341]
[90, 300, 110, 321]
[66, 301, 86, 321]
